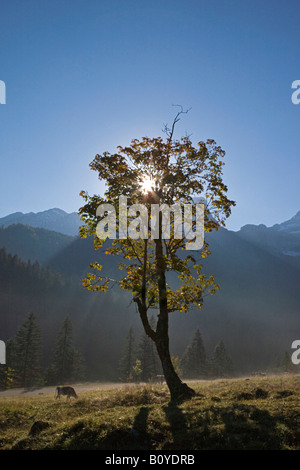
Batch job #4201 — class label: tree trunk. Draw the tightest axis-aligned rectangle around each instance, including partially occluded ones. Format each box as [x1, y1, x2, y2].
[155, 332, 195, 401]
[154, 214, 195, 401]
[135, 208, 195, 401]
[135, 297, 195, 401]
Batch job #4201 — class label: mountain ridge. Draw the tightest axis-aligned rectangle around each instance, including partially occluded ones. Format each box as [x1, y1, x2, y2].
[2, 207, 300, 237]
[0, 208, 81, 236]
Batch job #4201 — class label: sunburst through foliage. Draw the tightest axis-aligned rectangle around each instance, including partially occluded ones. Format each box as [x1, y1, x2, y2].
[139, 175, 155, 194]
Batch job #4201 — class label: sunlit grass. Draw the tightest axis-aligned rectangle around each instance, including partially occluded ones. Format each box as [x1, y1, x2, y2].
[0, 375, 299, 450]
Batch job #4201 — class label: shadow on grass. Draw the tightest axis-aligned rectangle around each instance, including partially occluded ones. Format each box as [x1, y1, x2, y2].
[20, 401, 295, 450]
[216, 405, 282, 450]
[52, 406, 153, 450]
[163, 402, 190, 450]
[130, 406, 150, 448]
[161, 402, 286, 450]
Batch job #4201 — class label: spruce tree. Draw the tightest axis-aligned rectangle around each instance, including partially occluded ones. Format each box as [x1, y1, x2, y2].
[279, 351, 297, 373]
[14, 312, 42, 388]
[209, 340, 234, 378]
[49, 317, 75, 384]
[137, 316, 161, 382]
[180, 329, 207, 379]
[6, 338, 17, 368]
[119, 328, 136, 382]
[72, 347, 86, 382]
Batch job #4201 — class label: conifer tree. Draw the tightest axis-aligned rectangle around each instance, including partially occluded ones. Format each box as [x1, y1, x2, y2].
[119, 328, 136, 382]
[279, 351, 297, 373]
[209, 340, 233, 378]
[49, 317, 75, 384]
[137, 316, 161, 382]
[180, 328, 207, 378]
[5, 338, 17, 370]
[14, 312, 42, 387]
[72, 347, 87, 382]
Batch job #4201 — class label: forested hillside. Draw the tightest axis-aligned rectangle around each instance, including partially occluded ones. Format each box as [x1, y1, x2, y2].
[0, 214, 299, 379]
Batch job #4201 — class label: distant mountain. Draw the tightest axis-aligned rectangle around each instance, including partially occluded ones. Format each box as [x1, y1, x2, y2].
[0, 224, 75, 265]
[237, 211, 300, 270]
[0, 223, 115, 278]
[273, 210, 300, 235]
[0, 208, 81, 236]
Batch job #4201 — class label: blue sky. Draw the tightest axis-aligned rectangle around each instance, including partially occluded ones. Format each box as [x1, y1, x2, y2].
[0, 0, 299, 231]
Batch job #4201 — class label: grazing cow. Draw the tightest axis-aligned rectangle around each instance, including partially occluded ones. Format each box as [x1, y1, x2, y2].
[55, 386, 78, 399]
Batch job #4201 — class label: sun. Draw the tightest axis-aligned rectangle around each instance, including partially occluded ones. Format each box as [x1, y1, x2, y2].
[139, 175, 154, 194]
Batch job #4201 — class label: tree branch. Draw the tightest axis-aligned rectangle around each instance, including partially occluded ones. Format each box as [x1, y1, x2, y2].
[163, 105, 192, 142]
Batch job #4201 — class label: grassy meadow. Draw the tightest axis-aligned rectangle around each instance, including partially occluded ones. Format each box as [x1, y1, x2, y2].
[0, 374, 299, 450]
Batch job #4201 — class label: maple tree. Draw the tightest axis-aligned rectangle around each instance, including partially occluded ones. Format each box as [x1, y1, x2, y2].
[79, 110, 235, 400]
